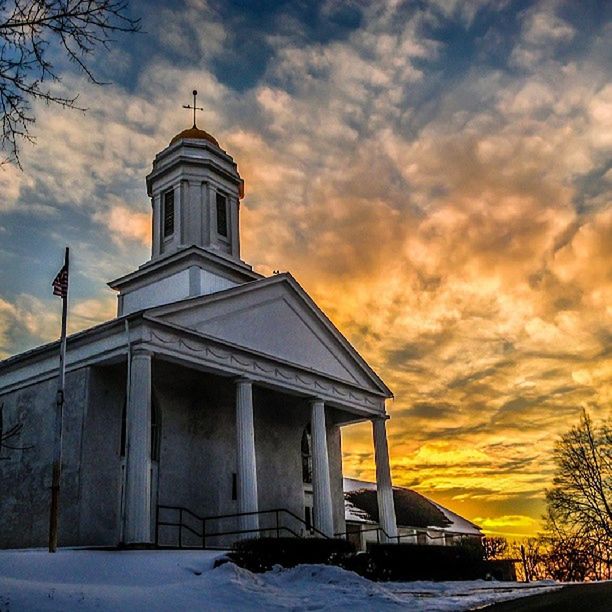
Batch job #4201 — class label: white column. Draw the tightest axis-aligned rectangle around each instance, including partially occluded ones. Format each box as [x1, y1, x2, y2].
[177, 182, 185, 247]
[235, 378, 259, 535]
[124, 349, 152, 544]
[167, 184, 181, 254]
[187, 179, 201, 246]
[310, 399, 334, 537]
[151, 194, 161, 258]
[372, 416, 398, 542]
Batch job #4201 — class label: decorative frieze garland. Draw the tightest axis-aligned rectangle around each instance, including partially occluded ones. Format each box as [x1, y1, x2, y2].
[146, 327, 385, 414]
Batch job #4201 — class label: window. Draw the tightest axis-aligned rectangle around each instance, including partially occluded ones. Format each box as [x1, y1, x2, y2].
[304, 506, 312, 532]
[163, 190, 174, 238]
[301, 426, 312, 484]
[216, 192, 228, 237]
[232, 473, 237, 501]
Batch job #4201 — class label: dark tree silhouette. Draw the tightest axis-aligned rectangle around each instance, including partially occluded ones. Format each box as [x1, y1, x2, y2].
[510, 539, 547, 582]
[482, 536, 508, 561]
[0, 0, 140, 165]
[0, 402, 33, 459]
[541, 525, 606, 581]
[543, 411, 611, 580]
[546, 411, 611, 540]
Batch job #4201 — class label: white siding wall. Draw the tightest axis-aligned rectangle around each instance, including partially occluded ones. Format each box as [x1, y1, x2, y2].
[200, 269, 238, 294]
[122, 270, 190, 314]
[120, 268, 239, 315]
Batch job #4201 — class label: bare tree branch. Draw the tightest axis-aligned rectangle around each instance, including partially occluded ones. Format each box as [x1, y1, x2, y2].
[541, 411, 612, 580]
[0, 0, 140, 166]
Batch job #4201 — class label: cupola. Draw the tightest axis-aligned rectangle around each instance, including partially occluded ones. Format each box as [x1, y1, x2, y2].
[108, 90, 258, 317]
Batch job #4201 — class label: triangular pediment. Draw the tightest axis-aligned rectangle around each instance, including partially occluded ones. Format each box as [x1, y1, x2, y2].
[146, 275, 390, 396]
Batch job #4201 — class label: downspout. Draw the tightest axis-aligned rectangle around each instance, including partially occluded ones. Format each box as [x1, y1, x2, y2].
[120, 318, 132, 544]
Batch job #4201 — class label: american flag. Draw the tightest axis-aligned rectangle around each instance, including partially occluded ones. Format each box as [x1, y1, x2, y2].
[52, 265, 68, 298]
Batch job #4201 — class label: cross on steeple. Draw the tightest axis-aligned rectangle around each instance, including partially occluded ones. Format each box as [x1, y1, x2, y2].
[182, 89, 204, 128]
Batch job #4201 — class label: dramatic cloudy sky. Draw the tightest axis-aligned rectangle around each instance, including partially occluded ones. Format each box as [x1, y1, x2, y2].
[1, 0, 610, 538]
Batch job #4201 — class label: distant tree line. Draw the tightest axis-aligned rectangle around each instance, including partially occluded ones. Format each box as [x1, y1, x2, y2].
[483, 411, 611, 582]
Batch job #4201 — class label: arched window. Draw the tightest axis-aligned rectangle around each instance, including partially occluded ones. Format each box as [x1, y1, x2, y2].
[301, 425, 312, 484]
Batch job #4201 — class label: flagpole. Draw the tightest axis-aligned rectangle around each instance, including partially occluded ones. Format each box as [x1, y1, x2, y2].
[49, 246, 69, 553]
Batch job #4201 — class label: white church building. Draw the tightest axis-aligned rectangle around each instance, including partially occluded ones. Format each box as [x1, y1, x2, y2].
[0, 120, 399, 549]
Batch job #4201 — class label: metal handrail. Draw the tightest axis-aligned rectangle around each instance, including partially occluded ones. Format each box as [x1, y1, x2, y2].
[334, 524, 399, 544]
[335, 525, 469, 545]
[157, 504, 327, 535]
[155, 504, 330, 548]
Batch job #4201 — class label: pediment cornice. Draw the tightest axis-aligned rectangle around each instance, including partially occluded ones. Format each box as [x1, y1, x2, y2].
[147, 273, 392, 398]
[142, 315, 386, 415]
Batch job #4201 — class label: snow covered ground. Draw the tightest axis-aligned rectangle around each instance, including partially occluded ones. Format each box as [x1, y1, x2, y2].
[0, 549, 560, 611]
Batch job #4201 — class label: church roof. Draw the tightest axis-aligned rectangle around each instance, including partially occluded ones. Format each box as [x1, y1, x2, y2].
[108, 246, 261, 292]
[170, 125, 219, 147]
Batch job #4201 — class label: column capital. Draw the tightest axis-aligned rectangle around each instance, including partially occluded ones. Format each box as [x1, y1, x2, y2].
[131, 347, 153, 359]
[308, 397, 325, 407]
[371, 413, 390, 422]
[235, 376, 253, 386]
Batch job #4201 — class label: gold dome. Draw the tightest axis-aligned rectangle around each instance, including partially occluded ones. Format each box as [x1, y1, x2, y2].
[170, 125, 219, 147]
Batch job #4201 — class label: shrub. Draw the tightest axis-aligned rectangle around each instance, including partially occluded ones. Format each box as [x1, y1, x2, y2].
[224, 537, 517, 582]
[364, 542, 487, 581]
[227, 537, 355, 573]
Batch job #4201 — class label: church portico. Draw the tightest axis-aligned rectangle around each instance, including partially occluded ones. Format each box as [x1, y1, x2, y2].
[0, 110, 398, 550]
[124, 349, 360, 545]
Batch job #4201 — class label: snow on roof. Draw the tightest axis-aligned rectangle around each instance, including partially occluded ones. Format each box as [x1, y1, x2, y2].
[344, 477, 377, 492]
[429, 500, 482, 536]
[344, 478, 377, 523]
[343, 478, 482, 535]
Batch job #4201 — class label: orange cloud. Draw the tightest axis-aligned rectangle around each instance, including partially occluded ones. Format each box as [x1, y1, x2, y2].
[95, 204, 151, 246]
